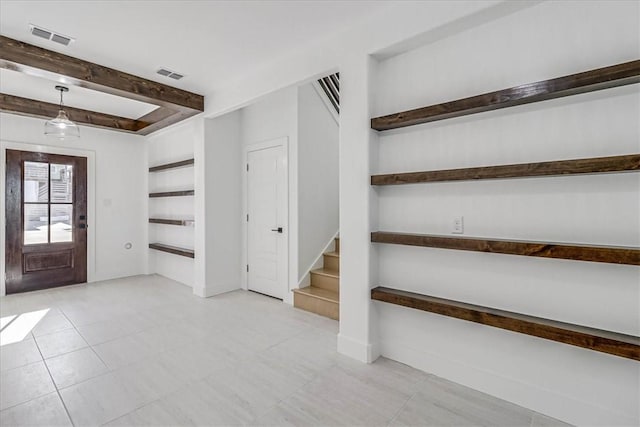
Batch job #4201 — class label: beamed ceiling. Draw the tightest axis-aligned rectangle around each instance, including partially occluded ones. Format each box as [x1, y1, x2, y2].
[0, 35, 204, 135]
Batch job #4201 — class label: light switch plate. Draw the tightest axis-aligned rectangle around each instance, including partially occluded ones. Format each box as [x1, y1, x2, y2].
[452, 216, 464, 234]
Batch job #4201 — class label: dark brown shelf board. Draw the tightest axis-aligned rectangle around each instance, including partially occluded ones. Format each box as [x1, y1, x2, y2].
[148, 243, 194, 258]
[148, 190, 194, 198]
[149, 158, 194, 172]
[371, 232, 640, 266]
[371, 59, 640, 131]
[371, 287, 640, 361]
[372, 154, 640, 185]
[149, 218, 194, 226]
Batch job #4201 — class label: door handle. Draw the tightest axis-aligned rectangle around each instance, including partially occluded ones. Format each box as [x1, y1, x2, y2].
[271, 227, 283, 233]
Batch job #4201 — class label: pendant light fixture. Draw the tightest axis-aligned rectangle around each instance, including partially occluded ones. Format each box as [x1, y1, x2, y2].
[44, 85, 80, 139]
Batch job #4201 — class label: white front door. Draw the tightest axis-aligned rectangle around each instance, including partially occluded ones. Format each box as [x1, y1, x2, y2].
[247, 140, 287, 299]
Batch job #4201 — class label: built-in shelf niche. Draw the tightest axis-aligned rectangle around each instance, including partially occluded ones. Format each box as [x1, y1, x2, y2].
[148, 155, 195, 262]
[369, 59, 640, 364]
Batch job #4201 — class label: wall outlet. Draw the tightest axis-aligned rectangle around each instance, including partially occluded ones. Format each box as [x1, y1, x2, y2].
[452, 216, 464, 234]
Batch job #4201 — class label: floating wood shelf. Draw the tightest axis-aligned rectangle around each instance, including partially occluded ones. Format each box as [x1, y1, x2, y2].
[371, 59, 640, 131]
[149, 190, 194, 198]
[148, 243, 194, 258]
[149, 218, 194, 226]
[371, 154, 640, 185]
[149, 158, 194, 172]
[371, 232, 640, 265]
[371, 287, 639, 361]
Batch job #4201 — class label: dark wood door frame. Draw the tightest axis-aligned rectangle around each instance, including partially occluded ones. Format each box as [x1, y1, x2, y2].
[5, 149, 88, 294]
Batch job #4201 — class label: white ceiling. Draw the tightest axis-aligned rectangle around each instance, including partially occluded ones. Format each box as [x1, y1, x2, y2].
[0, 0, 396, 102]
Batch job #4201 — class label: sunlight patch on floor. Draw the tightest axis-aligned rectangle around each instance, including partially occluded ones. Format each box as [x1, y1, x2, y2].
[0, 309, 49, 346]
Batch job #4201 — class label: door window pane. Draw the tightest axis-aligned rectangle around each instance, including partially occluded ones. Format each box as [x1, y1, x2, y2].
[24, 204, 48, 245]
[24, 162, 49, 202]
[50, 205, 73, 243]
[51, 164, 73, 203]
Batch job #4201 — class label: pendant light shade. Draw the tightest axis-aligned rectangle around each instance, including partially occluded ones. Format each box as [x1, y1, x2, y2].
[44, 86, 80, 139]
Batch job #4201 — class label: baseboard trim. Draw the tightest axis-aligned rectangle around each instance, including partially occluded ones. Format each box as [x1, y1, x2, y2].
[338, 334, 380, 363]
[193, 284, 240, 298]
[380, 340, 637, 426]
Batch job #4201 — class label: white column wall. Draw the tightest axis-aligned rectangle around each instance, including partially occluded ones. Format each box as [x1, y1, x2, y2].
[337, 54, 379, 362]
[198, 113, 243, 297]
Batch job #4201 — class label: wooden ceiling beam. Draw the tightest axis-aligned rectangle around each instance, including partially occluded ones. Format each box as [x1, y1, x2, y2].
[136, 109, 196, 136]
[0, 36, 204, 111]
[0, 93, 146, 133]
[0, 36, 204, 135]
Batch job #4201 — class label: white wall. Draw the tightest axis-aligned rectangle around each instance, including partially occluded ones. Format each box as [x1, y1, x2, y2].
[240, 86, 299, 303]
[199, 112, 242, 296]
[297, 83, 339, 280]
[0, 113, 147, 295]
[373, 1, 639, 426]
[146, 121, 196, 287]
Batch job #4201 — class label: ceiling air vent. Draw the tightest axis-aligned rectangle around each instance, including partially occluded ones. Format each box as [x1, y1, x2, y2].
[31, 27, 52, 40]
[51, 34, 72, 46]
[157, 68, 184, 80]
[29, 24, 74, 46]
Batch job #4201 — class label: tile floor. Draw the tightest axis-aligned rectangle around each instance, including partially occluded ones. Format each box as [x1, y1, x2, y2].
[0, 275, 571, 426]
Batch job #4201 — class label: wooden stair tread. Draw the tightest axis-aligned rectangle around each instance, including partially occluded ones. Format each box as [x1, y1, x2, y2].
[293, 286, 339, 303]
[371, 287, 639, 361]
[324, 251, 340, 258]
[311, 268, 339, 278]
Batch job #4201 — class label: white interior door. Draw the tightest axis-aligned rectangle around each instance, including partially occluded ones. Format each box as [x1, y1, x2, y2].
[247, 141, 287, 299]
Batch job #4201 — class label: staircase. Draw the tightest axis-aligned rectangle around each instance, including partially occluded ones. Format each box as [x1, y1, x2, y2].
[293, 236, 340, 320]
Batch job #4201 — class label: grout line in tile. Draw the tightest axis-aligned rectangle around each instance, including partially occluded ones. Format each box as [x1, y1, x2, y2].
[37, 343, 91, 362]
[0, 359, 54, 414]
[0, 359, 43, 375]
[385, 390, 415, 426]
[31, 333, 76, 427]
[87, 345, 112, 374]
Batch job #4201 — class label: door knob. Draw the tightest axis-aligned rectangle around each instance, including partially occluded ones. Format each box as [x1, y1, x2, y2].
[271, 227, 283, 233]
